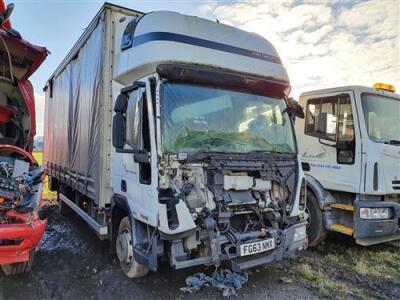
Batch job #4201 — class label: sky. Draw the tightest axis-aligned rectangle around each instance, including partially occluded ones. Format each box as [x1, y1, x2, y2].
[9, 0, 400, 136]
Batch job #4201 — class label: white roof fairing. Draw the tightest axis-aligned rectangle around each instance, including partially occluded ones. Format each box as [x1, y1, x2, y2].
[114, 11, 289, 86]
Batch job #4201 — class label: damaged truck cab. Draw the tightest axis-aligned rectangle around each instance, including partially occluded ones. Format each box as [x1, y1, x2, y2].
[44, 4, 307, 278]
[0, 2, 47, 275]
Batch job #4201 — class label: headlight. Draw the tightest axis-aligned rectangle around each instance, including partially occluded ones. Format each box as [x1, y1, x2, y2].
[294, 225, 307, 242]
[359, 207, 390, 220]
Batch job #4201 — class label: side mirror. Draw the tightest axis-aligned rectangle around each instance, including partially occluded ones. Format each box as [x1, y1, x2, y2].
[286, 98, 305, 119]
[112, 113, 126, 149]
[112, 94, 128, 149]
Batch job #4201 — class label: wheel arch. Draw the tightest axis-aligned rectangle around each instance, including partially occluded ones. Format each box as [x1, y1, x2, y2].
[305, 174, 332, 209]
[110, 194, 159, 271]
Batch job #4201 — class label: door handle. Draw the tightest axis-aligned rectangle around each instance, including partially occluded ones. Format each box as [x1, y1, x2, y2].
[121, 180, 127, 192]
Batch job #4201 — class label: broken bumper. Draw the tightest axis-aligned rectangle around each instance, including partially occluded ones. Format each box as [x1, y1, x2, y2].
[230, 221, 307, 272]
[354, 200, 400, 246]
[169, 221, 308, 272]
[0, 213, 47, 265]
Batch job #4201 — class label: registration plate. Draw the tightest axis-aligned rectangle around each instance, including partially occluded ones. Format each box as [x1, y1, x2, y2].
[239, 238, 275, 257]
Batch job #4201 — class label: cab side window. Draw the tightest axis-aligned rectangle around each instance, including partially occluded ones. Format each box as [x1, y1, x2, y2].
[305, 97, 338, 141]
[125, 89, 141, 148]
[337, 97, 354, 142]
[305, 94, 355, 164]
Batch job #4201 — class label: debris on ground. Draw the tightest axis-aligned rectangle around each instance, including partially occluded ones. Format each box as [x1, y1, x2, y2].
[180, 268, 248, 297]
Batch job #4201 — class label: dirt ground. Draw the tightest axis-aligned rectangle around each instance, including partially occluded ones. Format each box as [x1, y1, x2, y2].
[1, 208, 399, 300]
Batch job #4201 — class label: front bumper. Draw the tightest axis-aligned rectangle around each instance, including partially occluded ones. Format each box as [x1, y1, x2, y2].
[168, 221, 308, 272]
[230, 221, 307, 272]
[354, 200, 400, 246]
[0, 211, 47, 265]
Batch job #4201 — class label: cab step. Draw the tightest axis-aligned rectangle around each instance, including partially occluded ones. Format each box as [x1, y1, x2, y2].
[329, 224, 353, 236]
[330, 203, 354, 212]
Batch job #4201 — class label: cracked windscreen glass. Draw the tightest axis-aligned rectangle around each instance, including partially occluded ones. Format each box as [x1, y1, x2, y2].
[160, 82, 296, 154]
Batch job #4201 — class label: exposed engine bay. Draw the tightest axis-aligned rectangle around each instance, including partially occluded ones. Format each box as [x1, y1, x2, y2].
[0, 155, 44, 225]
[158, 153, 306, 270]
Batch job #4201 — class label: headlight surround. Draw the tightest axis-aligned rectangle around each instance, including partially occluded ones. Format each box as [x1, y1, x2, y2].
[294, 225, 307, 242]
[359, 207, 390, 220]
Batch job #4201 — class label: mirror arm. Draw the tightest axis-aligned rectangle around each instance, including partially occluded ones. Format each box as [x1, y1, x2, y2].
[116, 148, 137, 154]
[121, 81, 146, 94]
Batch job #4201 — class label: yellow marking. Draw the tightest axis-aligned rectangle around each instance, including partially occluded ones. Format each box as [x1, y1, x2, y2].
[330, 203, 354, 212]
[330, 224, 354, 236]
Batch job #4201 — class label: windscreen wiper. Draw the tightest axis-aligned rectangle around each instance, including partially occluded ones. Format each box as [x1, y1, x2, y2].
[384, 139, 400, 145]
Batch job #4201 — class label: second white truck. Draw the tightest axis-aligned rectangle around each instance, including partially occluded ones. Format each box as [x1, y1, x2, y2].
[296, 84, 400, 246]
[43, 3, 307, 278]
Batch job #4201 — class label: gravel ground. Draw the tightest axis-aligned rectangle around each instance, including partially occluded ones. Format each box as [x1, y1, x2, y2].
[1, 208, 399, 300]
[0, 209, 314, 300]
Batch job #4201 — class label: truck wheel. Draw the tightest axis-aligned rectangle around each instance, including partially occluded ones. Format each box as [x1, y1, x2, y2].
[1, 251, 34, 275]
[116, 216, 149, 278]
[306, 190, 326, 247]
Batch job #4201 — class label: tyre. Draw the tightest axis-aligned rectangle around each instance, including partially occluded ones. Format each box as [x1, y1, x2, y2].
[116, 216, 149, 278]
[306, 189, 326, 247]
[1, 251, 34, 275]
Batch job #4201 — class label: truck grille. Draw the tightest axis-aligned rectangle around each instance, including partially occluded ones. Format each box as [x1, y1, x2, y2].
[393, 180, 400, 190]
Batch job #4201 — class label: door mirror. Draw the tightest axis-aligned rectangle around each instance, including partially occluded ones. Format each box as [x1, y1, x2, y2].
[112, 82, 147, 157]
[112, 94, 129, 150]
[112, 113, 126, 149]
[286, 98, 305, 119]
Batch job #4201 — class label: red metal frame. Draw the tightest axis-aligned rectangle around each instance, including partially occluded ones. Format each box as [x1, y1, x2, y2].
[0, 0, 48, 267]
[0, 211, 47, 265]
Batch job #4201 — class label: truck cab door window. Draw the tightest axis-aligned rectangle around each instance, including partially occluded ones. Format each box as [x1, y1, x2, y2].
[126, 89, 142, 148]
[125, 88, 151, 185]
[305, 97, 337, 141]
[140, 92, 151, 185]
[337, 96, 355, 164]
[305, 94, 355, 164]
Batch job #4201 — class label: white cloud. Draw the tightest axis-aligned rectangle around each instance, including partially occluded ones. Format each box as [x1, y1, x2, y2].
[201, 0, 400, 98]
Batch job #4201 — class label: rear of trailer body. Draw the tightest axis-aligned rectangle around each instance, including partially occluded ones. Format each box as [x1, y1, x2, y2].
[44, 3, 307, 277]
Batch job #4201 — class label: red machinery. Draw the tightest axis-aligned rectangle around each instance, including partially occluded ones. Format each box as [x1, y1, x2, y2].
[0, 1, 48, 275]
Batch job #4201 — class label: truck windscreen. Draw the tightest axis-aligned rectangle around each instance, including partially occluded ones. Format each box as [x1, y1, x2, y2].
[159, 82, 296, 154]
[361, 93, 400, 145]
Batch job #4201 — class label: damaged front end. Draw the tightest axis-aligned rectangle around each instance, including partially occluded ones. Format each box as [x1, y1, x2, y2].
[0, 1, 48, 275]
[0, 146, 46, 274]
[158, 153, 307, 272]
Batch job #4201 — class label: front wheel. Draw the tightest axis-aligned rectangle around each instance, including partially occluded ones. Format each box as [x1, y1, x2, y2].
[116, 216, 149, 278]
[306, 190, 327, 247]
[1, 251, 34, 275]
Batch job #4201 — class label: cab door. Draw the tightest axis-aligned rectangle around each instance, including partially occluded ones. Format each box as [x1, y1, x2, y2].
[301, 92, 361, 193]
[114, 81, 158, 226]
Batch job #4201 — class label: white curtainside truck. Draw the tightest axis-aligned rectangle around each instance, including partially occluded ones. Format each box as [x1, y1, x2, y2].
[44, 3, 307, 278]
[296, 84, 400, 246]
